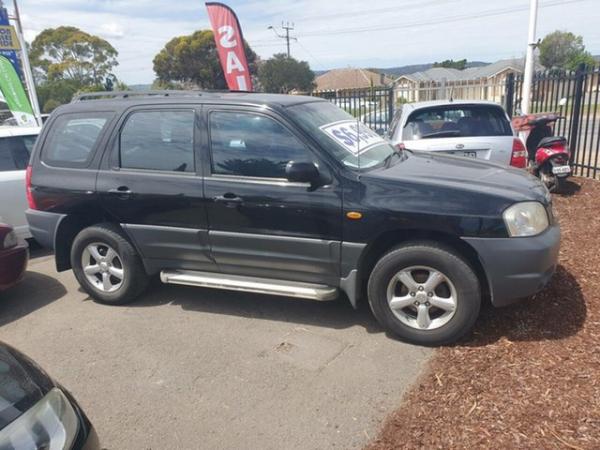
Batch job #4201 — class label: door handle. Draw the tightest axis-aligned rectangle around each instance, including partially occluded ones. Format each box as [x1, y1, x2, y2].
[213, 193, 243, 206]
[108, 186, 133, 198]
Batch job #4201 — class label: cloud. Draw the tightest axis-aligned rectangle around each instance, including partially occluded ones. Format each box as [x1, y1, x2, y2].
[14, 0, 600, 85]
[100, 22, 125, 40]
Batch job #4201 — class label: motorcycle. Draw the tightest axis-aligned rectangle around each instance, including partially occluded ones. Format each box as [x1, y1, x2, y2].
[512, 104, 571, 193]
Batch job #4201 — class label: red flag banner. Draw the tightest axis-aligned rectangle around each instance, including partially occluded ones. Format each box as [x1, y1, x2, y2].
[205, 2, 253, 91]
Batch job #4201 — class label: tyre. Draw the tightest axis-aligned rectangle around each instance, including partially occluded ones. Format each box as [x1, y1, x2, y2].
[367, 242, 481, 346]
[71, 223, 149, 305]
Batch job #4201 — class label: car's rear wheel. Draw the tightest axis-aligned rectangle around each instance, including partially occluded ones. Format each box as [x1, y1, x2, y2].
[367, 242, 481, 346]
[71, 224, 148, 305]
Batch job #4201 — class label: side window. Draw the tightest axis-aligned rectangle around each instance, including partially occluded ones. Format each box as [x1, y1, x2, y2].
[209, 111, 313, 179]
[44, 113, 112, 166]
[120, 110, 195, 172]
[0, 142, 16, 171]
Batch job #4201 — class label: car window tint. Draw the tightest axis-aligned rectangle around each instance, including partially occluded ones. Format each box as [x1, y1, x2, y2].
[0, 144, 16, 171]
[210, 111, 312, 178]
[0, 135, 37, 171]
[44, 114, 112, 166]
[402, 105, 512, 140]
[120, 110, 195, 172]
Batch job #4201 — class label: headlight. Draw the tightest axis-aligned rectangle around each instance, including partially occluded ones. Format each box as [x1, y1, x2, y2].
[2, 230, 17, 249]
[0, 388, 79, 449]
[503, 201, 549, 237]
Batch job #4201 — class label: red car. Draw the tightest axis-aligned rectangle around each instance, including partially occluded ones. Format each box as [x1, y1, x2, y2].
[0, 223, 28, 290]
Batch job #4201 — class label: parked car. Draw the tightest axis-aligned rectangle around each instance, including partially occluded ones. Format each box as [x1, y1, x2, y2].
[0, 222, 28, 291]
[360, 109, 389, 136]
[26, 91, 559, 345]
[0, 340, 99, 448]
[0, 126, 41, 240]
[386, 100, 527, 168]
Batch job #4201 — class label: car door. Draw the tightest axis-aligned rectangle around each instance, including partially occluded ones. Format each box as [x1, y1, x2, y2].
[202, 106, 343, 285]
[97, 106, 216, 272]
[0, 133, 37, 238]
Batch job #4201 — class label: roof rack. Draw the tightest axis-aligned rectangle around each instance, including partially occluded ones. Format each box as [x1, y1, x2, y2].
[71, 90, 213, 103]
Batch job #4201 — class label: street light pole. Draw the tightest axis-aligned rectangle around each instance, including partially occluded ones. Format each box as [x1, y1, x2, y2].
[521, 0, 538, 115]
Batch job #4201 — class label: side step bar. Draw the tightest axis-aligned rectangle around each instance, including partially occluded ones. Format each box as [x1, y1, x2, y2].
[160, 270, 339, 301]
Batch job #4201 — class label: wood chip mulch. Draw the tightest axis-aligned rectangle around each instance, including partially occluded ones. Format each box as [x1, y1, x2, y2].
[367, 177, 600, 450]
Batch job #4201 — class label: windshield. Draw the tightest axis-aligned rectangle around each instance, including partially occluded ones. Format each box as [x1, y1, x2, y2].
[287, 101, 396, 170]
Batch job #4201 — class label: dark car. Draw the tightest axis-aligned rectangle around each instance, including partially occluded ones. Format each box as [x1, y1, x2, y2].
[0, 341, 99, 448]
[0, 223, 28, 291]
[25, 91, 560, 345]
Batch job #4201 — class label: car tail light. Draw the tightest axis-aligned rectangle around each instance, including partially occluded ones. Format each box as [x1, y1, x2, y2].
[25, 165, 37, 210]
[510, 138, 527, 168]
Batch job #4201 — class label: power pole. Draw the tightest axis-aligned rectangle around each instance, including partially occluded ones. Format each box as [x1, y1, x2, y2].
[521, 0, 538, 115]
[282, 22, 294, 58]
[268, 22, 296, 58]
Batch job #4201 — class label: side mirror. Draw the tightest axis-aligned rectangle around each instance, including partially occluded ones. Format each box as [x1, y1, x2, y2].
[285, 161, 320, 184]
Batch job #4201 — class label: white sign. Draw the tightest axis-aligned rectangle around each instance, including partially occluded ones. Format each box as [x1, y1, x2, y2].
[319, 120, 385, 155]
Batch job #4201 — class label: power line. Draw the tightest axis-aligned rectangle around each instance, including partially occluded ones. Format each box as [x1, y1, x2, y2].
[294, 0, 456, 23]
[295, 0, 590, 38]
[268, 21, 297, 57]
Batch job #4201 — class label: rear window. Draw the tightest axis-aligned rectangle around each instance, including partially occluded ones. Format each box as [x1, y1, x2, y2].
[402, 105, 512, 140]
[43, 113, 112, 167]
[0, 135, 37, 171]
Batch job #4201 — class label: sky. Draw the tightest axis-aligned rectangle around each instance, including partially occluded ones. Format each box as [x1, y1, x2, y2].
[12, 0, 600, 85]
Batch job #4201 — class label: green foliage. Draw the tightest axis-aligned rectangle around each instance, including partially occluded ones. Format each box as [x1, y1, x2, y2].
[31, 26, 121, 110]
[539, 31, 595, 70]
[433, 59, 467, 70]
[153, 30, 257, 89]
[42, 98, 60, 113]
[30, 26, 118, 84]
[257, 54, 315, 93]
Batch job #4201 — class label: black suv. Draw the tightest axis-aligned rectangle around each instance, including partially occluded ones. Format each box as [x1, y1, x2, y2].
[26, 91, 560, 345]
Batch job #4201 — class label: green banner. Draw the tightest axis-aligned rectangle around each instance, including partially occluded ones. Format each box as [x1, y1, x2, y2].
[0, 55, 35, 126]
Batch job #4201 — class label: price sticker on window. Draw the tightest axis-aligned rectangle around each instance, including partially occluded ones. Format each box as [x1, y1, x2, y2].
[320, 120, 385, 155]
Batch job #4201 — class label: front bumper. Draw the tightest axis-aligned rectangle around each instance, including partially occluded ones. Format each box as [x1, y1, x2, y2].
[462, 224, 560, 307]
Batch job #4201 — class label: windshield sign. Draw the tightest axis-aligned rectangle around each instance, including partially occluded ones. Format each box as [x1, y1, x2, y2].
[319, 120, 386, 156]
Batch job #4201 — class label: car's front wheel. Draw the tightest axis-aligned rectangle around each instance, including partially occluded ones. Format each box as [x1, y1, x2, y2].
[71, 224, 148, 305]
[367, 242, 481, 346]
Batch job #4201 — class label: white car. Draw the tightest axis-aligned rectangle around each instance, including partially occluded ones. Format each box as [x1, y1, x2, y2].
[386, 100, 527, 167]
[0, 126, 41, 239]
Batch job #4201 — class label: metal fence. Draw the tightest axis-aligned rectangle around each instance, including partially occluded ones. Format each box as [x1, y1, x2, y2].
[506, 64, 600, 179]
[310, 87, 395, 134]
[312, 63, 600, 179]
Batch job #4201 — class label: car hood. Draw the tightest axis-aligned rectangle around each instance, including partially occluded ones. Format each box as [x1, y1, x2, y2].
[367, 150, 549, 204]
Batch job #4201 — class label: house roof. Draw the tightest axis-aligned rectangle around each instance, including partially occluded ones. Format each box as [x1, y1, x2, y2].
[395, 58, 541, 84]
[315, 68, 394, 91]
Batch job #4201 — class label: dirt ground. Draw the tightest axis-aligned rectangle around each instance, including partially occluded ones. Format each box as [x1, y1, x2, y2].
[368, 177, 600, 450]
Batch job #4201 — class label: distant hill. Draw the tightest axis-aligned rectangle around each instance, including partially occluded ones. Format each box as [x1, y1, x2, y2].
[314, 61, 490, 78]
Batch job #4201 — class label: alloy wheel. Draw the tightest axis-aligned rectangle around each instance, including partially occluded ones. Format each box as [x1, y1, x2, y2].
[81, 242, 124, 293]
[386, 265, 457, 331]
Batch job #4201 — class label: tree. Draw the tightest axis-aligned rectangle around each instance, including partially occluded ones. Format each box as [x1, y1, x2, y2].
[153, 30, 257, 89]
[30, 26, 118, 85]
[433, 59, 467, 70]
[539, 31, 595, 70]
[257, 54, 315, 93]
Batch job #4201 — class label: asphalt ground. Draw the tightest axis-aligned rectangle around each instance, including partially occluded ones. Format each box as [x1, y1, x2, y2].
[0, 249, 430, 449]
